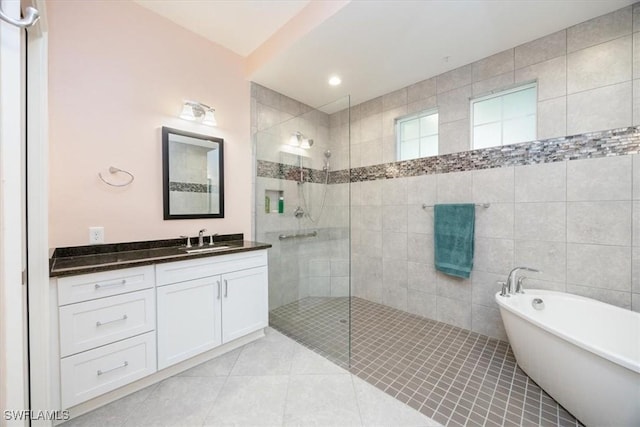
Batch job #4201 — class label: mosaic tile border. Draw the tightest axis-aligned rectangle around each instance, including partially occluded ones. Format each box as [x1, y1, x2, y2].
[257, 126, 640, 184]
[350, 126, 640, 183]
[168, 181, 214, 193]
[256, 160, 331, 184]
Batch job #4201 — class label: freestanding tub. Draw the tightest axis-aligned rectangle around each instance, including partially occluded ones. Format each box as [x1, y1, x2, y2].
[495, 289, 640, 427]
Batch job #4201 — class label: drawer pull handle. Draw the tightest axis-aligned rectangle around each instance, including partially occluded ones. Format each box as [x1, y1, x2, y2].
[97, 361, 128, 376]
[224, 279, 228, 298]
[217, 281, 221, 300]
[96, 314, 128, 327]
[94, 279, 126, 289]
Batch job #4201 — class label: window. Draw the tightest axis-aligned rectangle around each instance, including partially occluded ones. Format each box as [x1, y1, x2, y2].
[396, 109, 438, 161]
[471, 83, 537, 150]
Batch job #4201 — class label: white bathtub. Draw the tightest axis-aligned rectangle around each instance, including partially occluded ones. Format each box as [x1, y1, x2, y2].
[495, 289, 640, 427]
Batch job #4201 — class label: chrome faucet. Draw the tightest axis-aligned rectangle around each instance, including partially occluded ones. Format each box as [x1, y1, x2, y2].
[198, 228, 207, 247]
[506, 266, 540, 294]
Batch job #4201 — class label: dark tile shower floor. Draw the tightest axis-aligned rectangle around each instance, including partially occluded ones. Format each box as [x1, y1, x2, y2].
[270, 297, 351, 368]
[270, 297, 583, 427]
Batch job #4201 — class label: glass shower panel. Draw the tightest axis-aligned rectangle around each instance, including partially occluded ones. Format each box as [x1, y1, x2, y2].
[254, 96, 350, 368]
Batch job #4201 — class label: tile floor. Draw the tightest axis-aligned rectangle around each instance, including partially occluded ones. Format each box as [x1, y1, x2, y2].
[271, 297, 584, 427]
[60, 327, 439, 427]
[270, 297, 350, 368]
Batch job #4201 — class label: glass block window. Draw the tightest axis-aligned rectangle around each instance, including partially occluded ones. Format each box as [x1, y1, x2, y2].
[396, 109, 439, 161]
[471, 83, 537, 150]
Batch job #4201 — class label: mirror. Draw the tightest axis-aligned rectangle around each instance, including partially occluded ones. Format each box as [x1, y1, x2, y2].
[162, 127, 224, 219]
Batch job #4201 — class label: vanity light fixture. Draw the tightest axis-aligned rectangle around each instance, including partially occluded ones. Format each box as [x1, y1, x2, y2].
[289, 131, 303, 146]
[179, 100, 217, 127]
[288, 131, 314, 149]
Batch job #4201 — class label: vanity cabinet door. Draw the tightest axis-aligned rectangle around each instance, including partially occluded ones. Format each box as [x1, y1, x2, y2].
[156, 276, 222, 370]
[221, 266, 268, 343]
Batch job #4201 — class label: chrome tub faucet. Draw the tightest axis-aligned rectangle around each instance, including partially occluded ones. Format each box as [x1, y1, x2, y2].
[506, 266, 540, 294]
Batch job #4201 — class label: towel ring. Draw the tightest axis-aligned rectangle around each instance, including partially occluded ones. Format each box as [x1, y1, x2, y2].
[98, 166, 134, 187]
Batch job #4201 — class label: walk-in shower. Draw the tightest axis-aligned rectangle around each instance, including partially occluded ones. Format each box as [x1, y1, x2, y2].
[254, 93, 351, 366]
[251, 85, 584, 426]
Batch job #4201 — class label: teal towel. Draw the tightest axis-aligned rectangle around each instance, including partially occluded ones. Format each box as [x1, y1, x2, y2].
[434, 204, 475, 279]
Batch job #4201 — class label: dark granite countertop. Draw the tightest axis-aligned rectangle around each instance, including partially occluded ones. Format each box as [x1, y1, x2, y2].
[50, 234, 271, 278]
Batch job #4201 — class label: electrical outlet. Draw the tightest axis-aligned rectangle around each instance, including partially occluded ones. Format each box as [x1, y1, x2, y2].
[89, 226, 104, 244]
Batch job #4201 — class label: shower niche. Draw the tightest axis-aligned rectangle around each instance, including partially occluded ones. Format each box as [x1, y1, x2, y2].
[264, 189, 283, 214]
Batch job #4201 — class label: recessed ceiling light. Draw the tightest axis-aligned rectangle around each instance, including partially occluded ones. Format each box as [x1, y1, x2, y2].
[328, 75, 342, 86]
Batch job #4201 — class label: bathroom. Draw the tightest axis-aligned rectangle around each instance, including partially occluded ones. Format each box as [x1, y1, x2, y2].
[1, 0, 639, 426]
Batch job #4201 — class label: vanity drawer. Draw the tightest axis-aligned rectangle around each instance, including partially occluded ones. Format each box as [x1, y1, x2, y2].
[59, 289, 155, 357]
[58, 265, 155, 306]
[156, 250, 267, 286]
[60, 332, 156, 409]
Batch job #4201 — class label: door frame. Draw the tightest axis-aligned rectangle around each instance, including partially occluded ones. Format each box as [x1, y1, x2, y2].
[25, 0, 50, 425]
[0, 0, 29, 424]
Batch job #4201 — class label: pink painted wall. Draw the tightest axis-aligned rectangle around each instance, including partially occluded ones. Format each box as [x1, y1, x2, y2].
[48, 1, 251, 247]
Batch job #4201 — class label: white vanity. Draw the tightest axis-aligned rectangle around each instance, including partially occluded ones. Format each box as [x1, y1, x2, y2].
[49, 242, 269, 416]
[155, 251, 267, 369]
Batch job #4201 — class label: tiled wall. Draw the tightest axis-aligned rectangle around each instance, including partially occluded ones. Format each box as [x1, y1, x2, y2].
[344, 4, 640, 340]
[168, 143, 214, 214]
[350, 155, 640, 340]
[348, 4, 639, 168]
[252, 84, 350, 310]
[253, 4, 640, 339]
[168, 143, 210, 184]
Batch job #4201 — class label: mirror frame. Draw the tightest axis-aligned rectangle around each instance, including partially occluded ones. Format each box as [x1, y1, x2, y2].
[162, 126, 225, 220]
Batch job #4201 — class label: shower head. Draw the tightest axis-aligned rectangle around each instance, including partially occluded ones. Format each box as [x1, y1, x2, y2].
[322, 150, 331, 172]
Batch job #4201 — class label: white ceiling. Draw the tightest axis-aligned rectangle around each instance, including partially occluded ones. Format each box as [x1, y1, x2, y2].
[134, 0, 310, 57]
[136, 0, 635, 112]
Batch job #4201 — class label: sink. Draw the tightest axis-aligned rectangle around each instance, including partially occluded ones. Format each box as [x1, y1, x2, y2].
[183, 246, 231, 254]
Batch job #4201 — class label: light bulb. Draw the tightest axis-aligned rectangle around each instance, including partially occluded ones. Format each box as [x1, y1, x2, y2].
[202, 109, 217, 126]
[179, 103, 196, 121]
[289, 132, 301, 146]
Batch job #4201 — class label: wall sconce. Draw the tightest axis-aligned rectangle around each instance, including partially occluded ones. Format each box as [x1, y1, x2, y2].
[288, 131, 313, 149]
[179, 100, 217, 127]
